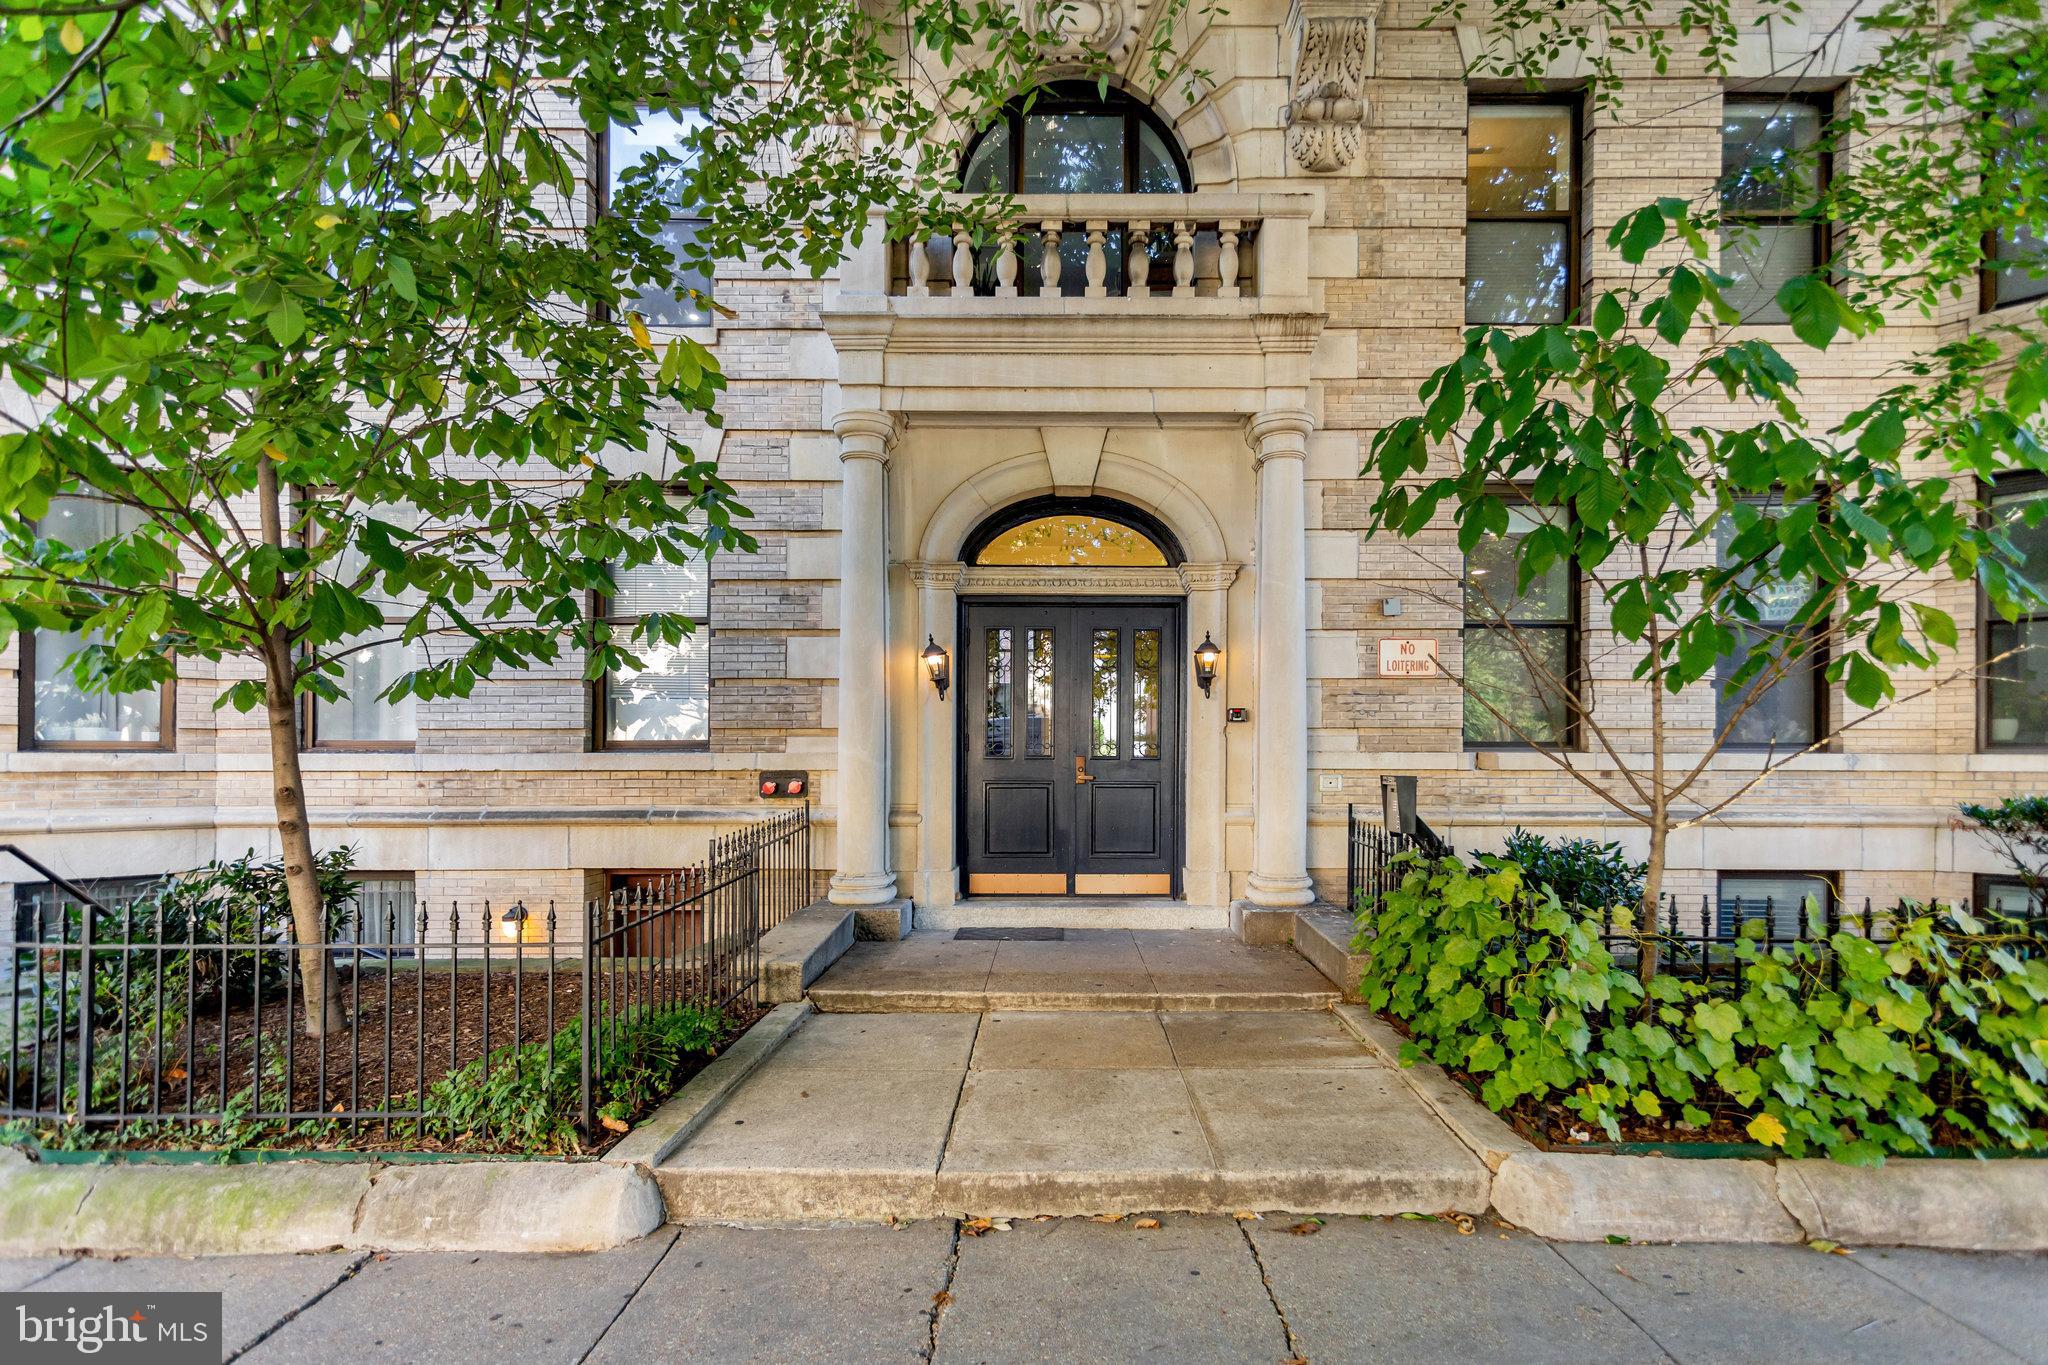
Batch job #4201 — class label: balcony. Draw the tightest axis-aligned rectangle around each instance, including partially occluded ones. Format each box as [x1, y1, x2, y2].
[824, 193, 1321, 420]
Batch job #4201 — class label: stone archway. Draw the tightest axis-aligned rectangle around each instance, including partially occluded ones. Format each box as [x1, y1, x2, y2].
[905, 443, 1239, 920]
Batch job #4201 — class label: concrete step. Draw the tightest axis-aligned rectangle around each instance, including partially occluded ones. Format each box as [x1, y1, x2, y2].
[808, 984, 1342, 1013]
[758, 902, 858, 1004]
[1291, 909, 1371, 1003]
[916, 898, 1230, 932]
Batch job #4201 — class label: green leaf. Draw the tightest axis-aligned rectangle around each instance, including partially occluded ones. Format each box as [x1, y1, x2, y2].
[267, 298, 307, 346]
[388, 256, 418, 301]
[1592, 292, 1626, 339]
[1693, 1001, 1742, 1043]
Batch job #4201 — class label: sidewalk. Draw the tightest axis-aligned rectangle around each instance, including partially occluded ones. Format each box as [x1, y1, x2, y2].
[4, 1214, 2040, 1363]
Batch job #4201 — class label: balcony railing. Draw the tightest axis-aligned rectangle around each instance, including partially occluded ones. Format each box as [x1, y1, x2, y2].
[861, 193, 1313, 305]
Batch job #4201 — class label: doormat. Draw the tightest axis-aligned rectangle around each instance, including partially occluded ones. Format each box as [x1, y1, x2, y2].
[953, 927, 1066, 941]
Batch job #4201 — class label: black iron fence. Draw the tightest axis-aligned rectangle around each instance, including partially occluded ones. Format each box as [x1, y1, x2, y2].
[1345, 801, 1452, 908]
[1, 806, 810, 1141]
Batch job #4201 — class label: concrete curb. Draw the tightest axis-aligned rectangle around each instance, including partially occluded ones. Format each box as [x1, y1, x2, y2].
[1345, 1005, 2048, 1248]
[0, 1157, 665, 1257]
[606, 1001, 814, 1169]
[761, 905, 856, 1003]
[1292, 911, 1370, 1001]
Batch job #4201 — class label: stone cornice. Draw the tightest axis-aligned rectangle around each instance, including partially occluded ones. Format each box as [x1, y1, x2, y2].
[1177, 561, 1242, 593]
[903, 559, 968, 590]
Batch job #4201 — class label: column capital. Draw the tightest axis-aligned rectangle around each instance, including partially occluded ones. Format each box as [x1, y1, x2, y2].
[1248, 408, 1315, 465]
[833, 408, 896, 462]
[1177, 561, 1242, 593]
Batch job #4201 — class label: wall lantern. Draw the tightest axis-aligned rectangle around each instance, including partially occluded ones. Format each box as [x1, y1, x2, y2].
[498, 901, 529, 942]
[1193, 632, 1221, 698]
[922, 636, 951, 700]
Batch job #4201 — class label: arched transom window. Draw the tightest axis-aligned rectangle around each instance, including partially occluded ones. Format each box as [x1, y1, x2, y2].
[966, 498, 1179, 567]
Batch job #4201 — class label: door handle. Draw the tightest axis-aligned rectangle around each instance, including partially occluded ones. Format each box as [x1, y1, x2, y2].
[1074, 756, 1095, 784]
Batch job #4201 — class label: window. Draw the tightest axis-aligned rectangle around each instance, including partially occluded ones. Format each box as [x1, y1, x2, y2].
[603, 107, 713, 327]
[1466, 99, 1577, 325]
[1983, 94, 2048, 310]
[957, 82, 1190, 296]
[1712, 496, 1825, 747]
[1976, 875, 2044, 922]
[308, 504, 420, 749]
[1462, 503, 1576, 746]
[597, 523, 710, 748]
[1719, 96, 1830, 324]
[335, 874, 419, 958]
[12, 874, 164, 942]
[1717, 872, 1834, 939]
[1983, 473, 2048, 748]
[963, 497, 1181, 568]
[20, 497, 169, 750]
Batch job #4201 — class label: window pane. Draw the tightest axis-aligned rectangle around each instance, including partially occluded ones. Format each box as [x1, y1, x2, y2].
[1715, 626, 1818, 746]
[985, 628, 1012, 758]
[1721, 101, 1822, 215]
[318, 638, 418, 744]
[1024, 628, 1054, 757]
[338, 875, 419, 948]
[41, 495, 143, 545]
[1136, 122, 1182, 192]
[1984, 879, 2044, 919]
[1021, 113, 1125, 193]
[1462, 626, 1570, 744]
[1091, 629, 1120, 758]
[608, 109, 713, 326]
[1465, 221, 1569, 325]
[1468, 106, 1572, 214]
[1464, 509, 1571, 623]
[1720, 224, 1815, 323]
[962, 121, 1013, 192]
[973, 514, 1168, 567]
[607, 634, 709, 744]
[1132, 628, 1161, 759]
[1992, 220, 2048, 305]
[1993, 484, 2048, 586]
[1718, 873, 1829, 939]
[610, 547, 709, 617]
[1986, 618, 2048, 747]
[32, 629, 161, 744]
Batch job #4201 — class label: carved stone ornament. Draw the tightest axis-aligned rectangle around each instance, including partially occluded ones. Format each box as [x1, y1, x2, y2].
[1018, 0, 1135, 63]
[1283, 0, 1378, 173]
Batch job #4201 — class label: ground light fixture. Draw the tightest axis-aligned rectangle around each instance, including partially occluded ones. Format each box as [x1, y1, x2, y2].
[922, 635, 951, 700]
[1194, 632, 1221, 698]
[498, 901, 529, 941]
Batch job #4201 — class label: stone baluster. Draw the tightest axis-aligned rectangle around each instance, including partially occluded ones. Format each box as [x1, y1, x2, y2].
[1039, 220, 1063, 298]
[994, 227, 1020, 297]
[1172, 221, 1195, 298]
[950, 228, 974, 294]
[1083, 220, 1108, 298]
[1128, 221, 1152, 299]
[907, 232, 931, 297]
[1218, 221, 1242, 300]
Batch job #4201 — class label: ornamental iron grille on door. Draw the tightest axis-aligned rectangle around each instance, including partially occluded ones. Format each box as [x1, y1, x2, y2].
[961, 601, 1180, 896]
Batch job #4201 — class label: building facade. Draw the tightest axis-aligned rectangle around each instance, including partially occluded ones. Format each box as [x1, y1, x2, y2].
[4, 0, 2043, 932]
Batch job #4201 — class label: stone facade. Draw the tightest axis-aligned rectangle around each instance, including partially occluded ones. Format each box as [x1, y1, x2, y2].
[2, 0, 2041, 926]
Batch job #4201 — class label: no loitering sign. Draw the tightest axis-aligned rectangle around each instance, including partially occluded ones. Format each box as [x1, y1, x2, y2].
[1377, 637, 1439, 678]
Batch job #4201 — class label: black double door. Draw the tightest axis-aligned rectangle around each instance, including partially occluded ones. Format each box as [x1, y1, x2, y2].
[961, 601, 1180, 896]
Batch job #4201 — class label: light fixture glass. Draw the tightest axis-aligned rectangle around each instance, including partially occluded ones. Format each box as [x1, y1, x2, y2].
[922, 636, 951, 700]
[1193, 632, 1221, 698]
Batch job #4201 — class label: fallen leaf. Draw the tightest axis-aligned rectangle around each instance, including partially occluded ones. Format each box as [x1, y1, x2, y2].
[931, 1290, 953, 1309]
[1605, 1234, 1631, 1245]
[1133, 1218, 1161, 1229]
[1808, 1239, 1853, 1256]
[961, 1217, 995, 1237]
[165, 1067, 187, 1082]
[1286, 1221, 1320, 1236]
[600, 1115, 629, 1134]
[1453, 1215, 1475, 1235]
[1090, 1213, 1125, 1224]
[1231, 1211, 1261, 1221]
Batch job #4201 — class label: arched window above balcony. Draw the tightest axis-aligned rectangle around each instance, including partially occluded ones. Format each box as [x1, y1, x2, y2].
[960, 84, 1191, 195]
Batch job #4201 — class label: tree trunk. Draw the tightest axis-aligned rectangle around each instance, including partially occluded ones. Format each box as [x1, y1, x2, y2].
[1639, 813, 1667, 988]
[253, 455, 345, 1036]
[264, 646, 346, 1036]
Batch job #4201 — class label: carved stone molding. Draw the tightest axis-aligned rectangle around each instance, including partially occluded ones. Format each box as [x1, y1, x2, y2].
[1283, 0, 1378, 174]
[1177, 561, 1242, 593]
[904, 560, 968, 591]
[957, 565, 1188, 596]
[1017, 0, 1138, 63]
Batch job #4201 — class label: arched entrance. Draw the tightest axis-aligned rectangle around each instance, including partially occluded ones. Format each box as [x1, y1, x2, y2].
[955, 499, 1184, 897]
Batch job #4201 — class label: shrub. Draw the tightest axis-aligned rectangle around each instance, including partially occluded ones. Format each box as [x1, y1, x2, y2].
[1355, 851, 2048, 1163]
[1961, 795, 2048, 905]
[1495, 828, 1646, 911]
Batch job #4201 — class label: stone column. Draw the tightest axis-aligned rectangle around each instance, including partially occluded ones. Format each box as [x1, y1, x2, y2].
[1179, 562, 1239, 908]
[829, 409, 898, 907]
[909, 561, 965, 910]
[1246, 409, 1317, 908]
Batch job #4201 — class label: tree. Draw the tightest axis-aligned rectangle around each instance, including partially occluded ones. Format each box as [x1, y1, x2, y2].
[0, 0, 1204, 1032]
[1364, 0, 2048, 973]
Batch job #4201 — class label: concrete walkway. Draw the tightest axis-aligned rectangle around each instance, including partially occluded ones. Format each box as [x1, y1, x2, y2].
[5, 1216, 2040, 1363]
[806, 929, 1340, 1012]
[653, 1009, 1487, 1221]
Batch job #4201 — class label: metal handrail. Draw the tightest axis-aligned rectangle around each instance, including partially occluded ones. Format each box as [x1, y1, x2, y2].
[0, 844, 114, 915]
